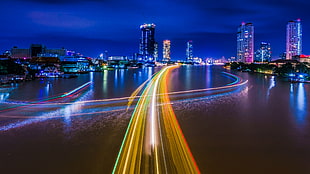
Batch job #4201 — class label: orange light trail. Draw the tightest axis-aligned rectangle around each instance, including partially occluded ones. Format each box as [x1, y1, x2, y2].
[113, 65, 201, 173]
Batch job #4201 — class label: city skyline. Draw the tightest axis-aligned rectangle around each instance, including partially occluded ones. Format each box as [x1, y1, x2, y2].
[0, 0, 310, 59]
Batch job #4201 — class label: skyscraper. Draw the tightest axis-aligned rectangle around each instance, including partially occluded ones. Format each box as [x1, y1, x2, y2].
[186, 40, 193, 62]
[286, 19, 302, 60]
[237, 22, 254, 63]
[163, 40, 171, 62]
[255, 42, 272, 62]
[139, 23, 156, 62]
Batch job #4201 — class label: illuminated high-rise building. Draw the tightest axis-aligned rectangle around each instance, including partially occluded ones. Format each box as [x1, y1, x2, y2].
[163, 40, 171, 61]
[237, 22, 254, 63]
[186, 40, 193, 62]
[139, 23, 156, 62]
[286, 19, 302, 60]
[255, 42, 272, 62]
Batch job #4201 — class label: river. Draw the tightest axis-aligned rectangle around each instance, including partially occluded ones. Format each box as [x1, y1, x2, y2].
[0, 65, 309, 174]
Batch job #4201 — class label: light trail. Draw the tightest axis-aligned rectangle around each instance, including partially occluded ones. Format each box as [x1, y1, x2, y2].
[0, 70, 247, 137]
[126, 75, 153, 111]
[0, 107, 128, 131]
[0, 81, 92, 112]
[113, 65, 201, 173]
[0, 67, 250, 173]
[158, 65, 200, 173]
[0, 82, 92, 131]
[61, 81, 92, 97]
[0, 107, 127, 119]
[0, 72, 244, 108]
[0, 71, 246, 116]
[166, 72, 246, 96]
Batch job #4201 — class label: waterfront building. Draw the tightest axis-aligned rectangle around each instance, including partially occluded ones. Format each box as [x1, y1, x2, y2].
[139, 23, 156, 62]
[269, 59, 299, 67]
[286, 19, 302, 60]
[106, 56, 129, 69]
[107, 56, 128, 61]
[30, 44, 46, 57]
[293, 55, 310, 64]
[11, 47, 31, 59]
[186, 40, 193, 62]
[59, 56, 91, 73]
[237, 22, 254, 63]
[45, 48, 67, 57]
[37, 53, 58, 57]
[254, 42, 272, 62]
[163, 40, 171, 62]
[11, 44, 67, 59]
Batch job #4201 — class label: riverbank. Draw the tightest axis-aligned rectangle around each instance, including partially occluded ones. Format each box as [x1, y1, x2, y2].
[225, 61, 310, 83]
[0, 74, 32, 85]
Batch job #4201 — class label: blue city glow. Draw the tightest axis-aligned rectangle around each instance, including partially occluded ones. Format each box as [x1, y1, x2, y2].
[290, 83, 308, 125]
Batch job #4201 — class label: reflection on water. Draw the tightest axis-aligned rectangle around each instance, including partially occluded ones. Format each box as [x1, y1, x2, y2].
[185, 66, 192, 90]
[114, 69, 118, 87]
[206, 65, 212, 88]
[1, 66, 310, 174]
[266, 76, 276, 100]
[62, 92, 89, 133]
[114, 69, 125, 90]
[290, 83, 308, 125]
[0, 80, 93, 131]
[0, 87, 14, 101]
[103, 70, 108, 97]
[0, 93, 9, 101]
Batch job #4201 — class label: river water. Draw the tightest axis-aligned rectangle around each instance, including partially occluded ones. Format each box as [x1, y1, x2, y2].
[0, 65, 309, 174]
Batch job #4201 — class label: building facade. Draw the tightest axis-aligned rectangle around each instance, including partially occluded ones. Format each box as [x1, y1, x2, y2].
[11, 47, 31, 59]
[163, 40, 171, 62]
[292, 55, 310, 64]
[286, 19, 302, 60]
[255, 42, 272, 62]
[45, 48, 67, 57]
[30, 44, 46, 57]
[186, 40, 193, 62]
[11, 44, 67, 59]
[139, 23, 157, 62]
[237, 22, 254, 63]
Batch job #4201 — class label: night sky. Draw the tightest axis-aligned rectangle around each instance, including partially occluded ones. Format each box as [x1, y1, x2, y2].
[0, 0, 310, 60]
